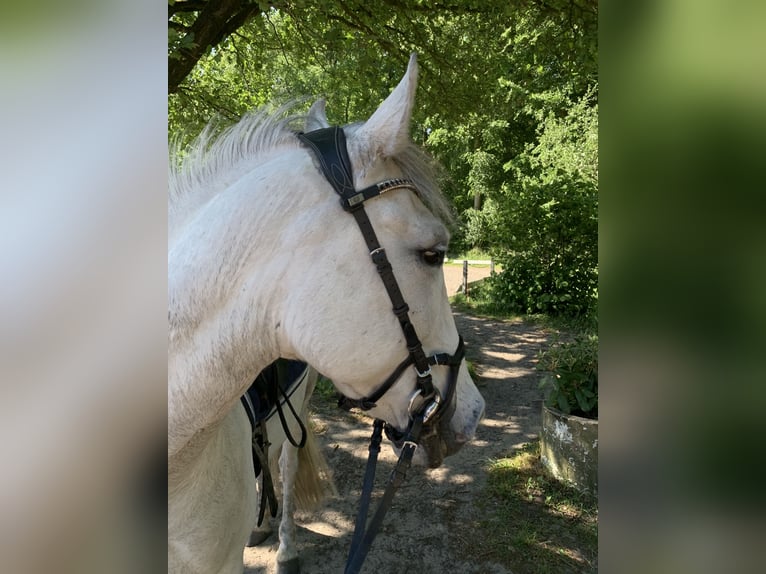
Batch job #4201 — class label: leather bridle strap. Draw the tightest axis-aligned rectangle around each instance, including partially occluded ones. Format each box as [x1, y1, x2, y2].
[297, 127, 437, 402]
[297, 126, 461, 573]
[348, 420, 384, 557]
[344, 416, 423, 574]
[267, 361, 308, 449]
[337, 339, 464, 412]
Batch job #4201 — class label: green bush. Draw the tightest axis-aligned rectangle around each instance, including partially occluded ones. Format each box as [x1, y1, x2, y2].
[488, 248, 597, 317]
[465, 88, 598, 318]
[537, 334, 598, 418]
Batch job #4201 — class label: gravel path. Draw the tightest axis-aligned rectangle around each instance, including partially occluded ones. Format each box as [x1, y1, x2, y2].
[244, 310, 550, 574]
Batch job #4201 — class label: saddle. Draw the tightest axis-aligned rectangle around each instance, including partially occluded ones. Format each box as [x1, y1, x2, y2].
[241, 359, 309, 526]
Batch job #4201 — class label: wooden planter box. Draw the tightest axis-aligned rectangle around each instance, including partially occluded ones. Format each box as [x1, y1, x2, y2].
[540, 404, 598, 494]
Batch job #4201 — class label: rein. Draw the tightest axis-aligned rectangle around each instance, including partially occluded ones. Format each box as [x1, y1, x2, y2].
[297, 126, 465, 574]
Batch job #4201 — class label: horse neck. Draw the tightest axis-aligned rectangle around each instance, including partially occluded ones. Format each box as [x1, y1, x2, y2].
[168, 149, 307, 460]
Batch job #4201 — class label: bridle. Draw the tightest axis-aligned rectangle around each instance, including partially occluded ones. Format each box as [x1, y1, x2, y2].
[297, 126, 465, 446]
[297, 126, 465, 573]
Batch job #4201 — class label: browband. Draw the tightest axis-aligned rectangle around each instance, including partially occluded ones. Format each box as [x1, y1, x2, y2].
[297, 127, 419, 211]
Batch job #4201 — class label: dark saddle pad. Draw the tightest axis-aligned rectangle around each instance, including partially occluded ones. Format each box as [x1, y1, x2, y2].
[240, 358, 309, 526]
[242, 359, 309, 427]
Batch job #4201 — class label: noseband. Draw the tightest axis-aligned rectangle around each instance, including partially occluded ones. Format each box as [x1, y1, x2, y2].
[297, 126, 465, 573]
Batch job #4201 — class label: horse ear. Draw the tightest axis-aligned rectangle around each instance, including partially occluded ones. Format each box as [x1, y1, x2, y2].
[354, 53, 418, 159]
[305, 99, 329, 131]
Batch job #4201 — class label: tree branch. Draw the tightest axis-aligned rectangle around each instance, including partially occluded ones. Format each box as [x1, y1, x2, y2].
[168, 20, 191, 33]
[169, 0, 209, 17]
[168, 0, 261, 94]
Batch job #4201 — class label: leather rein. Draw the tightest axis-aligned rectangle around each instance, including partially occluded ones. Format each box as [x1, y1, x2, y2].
[297, 126, 465, 574]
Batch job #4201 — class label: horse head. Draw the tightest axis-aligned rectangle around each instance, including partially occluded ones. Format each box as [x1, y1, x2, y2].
[278, 55, 485, 467]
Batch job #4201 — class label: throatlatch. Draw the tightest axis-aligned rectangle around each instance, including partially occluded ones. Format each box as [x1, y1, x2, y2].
[298, 126, 466, 574]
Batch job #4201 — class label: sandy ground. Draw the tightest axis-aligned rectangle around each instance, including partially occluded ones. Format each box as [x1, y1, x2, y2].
[244, 302, 551, 574]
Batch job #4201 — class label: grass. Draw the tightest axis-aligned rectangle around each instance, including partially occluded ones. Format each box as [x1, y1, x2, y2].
[468, 442, 598, 573]
[451, 290, 517, 320]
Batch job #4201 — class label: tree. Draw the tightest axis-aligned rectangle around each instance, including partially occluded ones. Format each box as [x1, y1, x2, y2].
[169, 0, 263, 94]
[168, 0, 599, 317]
[488, 87, 598, 316]
[168, 1, 597, 97]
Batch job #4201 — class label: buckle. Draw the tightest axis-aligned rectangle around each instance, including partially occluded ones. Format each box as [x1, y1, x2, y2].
[402, 439, 418, 452]
[347, 192, 365, 207]
[415, 365, 432, 378]
[407, 388, 441, 421]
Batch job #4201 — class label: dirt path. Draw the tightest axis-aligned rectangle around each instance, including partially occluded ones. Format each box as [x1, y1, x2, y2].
[442, 263, 493, 296]
[244, 311, 550, 574]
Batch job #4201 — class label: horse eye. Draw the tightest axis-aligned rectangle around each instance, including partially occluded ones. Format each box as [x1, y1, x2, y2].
[421, 249, 445, 267]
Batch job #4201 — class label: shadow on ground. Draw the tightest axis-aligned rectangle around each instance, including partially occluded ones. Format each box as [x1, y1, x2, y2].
[244, 312, 552, 574]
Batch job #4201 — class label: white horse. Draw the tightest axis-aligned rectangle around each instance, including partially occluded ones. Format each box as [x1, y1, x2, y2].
[168, 54, 486, 574]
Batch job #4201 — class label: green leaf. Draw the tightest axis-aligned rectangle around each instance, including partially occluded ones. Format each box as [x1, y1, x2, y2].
[575, 389, 591, 413]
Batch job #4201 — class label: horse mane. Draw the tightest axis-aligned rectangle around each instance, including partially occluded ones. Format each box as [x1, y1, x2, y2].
[169, 103, 454, 230]
[169, 104, 304, 228]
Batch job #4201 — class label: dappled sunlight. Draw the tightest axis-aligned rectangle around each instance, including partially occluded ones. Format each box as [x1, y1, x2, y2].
[443, 472, 475, 486]
[481, 417, 521, 432]
[484, 350, 525, 362]
[246, 313, 556, 572]
[470, 438, 492, 448]
[299, 510, 355, 538]
[424, 464, 477, 487]
[476, 366, 528, 380]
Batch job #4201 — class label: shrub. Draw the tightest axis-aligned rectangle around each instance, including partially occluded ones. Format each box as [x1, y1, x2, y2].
[538, 333, 598, 418]
[475, 88, 598, 318]
[487, 247, 597, 317]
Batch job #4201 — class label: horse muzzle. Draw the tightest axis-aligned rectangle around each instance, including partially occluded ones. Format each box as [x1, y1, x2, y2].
[384, 370, 476, 468]
[385, 418, 470, 468]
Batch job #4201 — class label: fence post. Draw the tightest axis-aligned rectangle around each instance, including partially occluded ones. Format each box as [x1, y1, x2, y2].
[462, 260, 469, 298]
[490, 258, 495, 275]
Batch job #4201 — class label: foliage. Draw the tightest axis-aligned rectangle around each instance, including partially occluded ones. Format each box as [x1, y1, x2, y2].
[446, 248, 494, 262]
[450, 276, 517, 320]
[314, 374, 337, 402]
[468, 442, 598, 573]
[483, 88, 598, 317]
[537, 333, 598, 418]
[168, 1, 599, 320]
